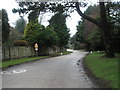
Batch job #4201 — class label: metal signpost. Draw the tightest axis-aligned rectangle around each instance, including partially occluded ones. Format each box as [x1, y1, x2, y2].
[34, 43, 38, 57]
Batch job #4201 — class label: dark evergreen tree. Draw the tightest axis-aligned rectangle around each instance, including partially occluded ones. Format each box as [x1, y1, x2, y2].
[49, 13, 70, 51]
[1, 9, 10, 44]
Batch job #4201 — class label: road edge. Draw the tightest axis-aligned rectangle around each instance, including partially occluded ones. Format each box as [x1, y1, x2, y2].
[82, 53, 112, 89]
[1, 52, 72, 70]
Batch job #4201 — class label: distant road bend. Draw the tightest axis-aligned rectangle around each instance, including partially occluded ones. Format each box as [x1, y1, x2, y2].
[2, 50, 98, 88]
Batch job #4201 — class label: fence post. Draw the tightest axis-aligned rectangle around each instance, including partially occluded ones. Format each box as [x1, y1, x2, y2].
[8, 45, 11, 60]
[3, 45, 5, 60]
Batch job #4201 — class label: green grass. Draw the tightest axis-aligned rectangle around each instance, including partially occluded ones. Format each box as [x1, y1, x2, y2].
[85, 52, 119, 88]
[0, 56, 48, 68]
[0, 51, 72, 68]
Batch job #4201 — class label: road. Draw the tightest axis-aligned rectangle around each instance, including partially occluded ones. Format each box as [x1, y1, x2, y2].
[2, 50, 98, 88]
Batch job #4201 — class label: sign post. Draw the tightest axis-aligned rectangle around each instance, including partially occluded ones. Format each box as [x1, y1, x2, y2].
[34, 43, 38, 57]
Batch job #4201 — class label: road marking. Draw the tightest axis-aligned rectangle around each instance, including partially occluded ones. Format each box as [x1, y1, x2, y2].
[1, 69, 27, 74]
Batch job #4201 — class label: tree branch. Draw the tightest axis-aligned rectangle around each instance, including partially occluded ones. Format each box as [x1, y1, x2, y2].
[75, 2, 100, 27]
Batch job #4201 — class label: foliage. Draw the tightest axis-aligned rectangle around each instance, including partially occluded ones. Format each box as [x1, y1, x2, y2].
[106, 2, 120, 52]
[24, 22, 43, 43]
[41, 26, 59, 47]
[106, 2, 120, 28]
[24, 22, 59, 47]
[12, 2, 74, 17]
[70, 35, 81, 50]
[3, 26, 22, 60]
[74, 3, 119, 53]
[3, 27, 20, 60]
[28, 9, 40, 22]
[14, 40, 29, 46]
[13, 1, 120, 57]
[15, 17, 26, 34]
[76, 21, 86, 43]
[86, 28, 104, 51]
[84, 5, 100, 16]
[1, 9, 10, 44]
[0, 10, 1, 44]
[5, 27, 20, 46]
[73, 5, 104, 51]
[49, 13, 70, 48]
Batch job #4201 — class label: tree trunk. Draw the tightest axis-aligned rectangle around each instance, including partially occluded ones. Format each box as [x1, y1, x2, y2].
[99, 2, 115, 57]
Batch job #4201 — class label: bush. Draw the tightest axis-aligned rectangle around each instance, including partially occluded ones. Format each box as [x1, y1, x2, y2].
[14, 40, 29, 46]
[86, 28, 105, 51]
[23, 22, 59, 47]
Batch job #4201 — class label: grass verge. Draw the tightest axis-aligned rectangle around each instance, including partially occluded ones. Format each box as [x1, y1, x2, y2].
[0, 51, 72, 69]
[0, 56, 49, 68]
[85, 52, 119, 88]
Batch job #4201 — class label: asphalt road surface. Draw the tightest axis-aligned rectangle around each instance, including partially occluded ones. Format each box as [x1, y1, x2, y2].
[2, 50, 98, 88]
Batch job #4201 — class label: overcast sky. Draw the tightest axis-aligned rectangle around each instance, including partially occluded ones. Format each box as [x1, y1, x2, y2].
[0, 0, 98, 37]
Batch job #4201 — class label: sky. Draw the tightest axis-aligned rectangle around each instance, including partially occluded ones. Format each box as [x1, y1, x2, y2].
[0, 0, 98, 37]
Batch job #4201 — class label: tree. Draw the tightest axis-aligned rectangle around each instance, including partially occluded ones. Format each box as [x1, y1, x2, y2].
[86, 28, 105, 51]
[49, 13, 70, 50]
[13, 1, 119, 57]
[99, 2, 115, 57]
[1, 9, 10, 44]
[24, 22, 44, 44]
[75, 2, 116, 57]
[9, 27, 19, 42]
[7, 27, 20, 59]
[41, 26, 60, 48]
[15, 17, 26, 34]
[70, 35, 81, 50]
[24, 22, 59, 47]
[75, 5, 101, 51]
[106, 2, 120, 52]
[3, 26, 19, 60]
[76, 21, 85, 43]
[0, 10, 2, 44]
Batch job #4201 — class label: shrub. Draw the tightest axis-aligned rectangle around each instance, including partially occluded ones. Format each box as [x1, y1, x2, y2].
[14, 40, 29, 46]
